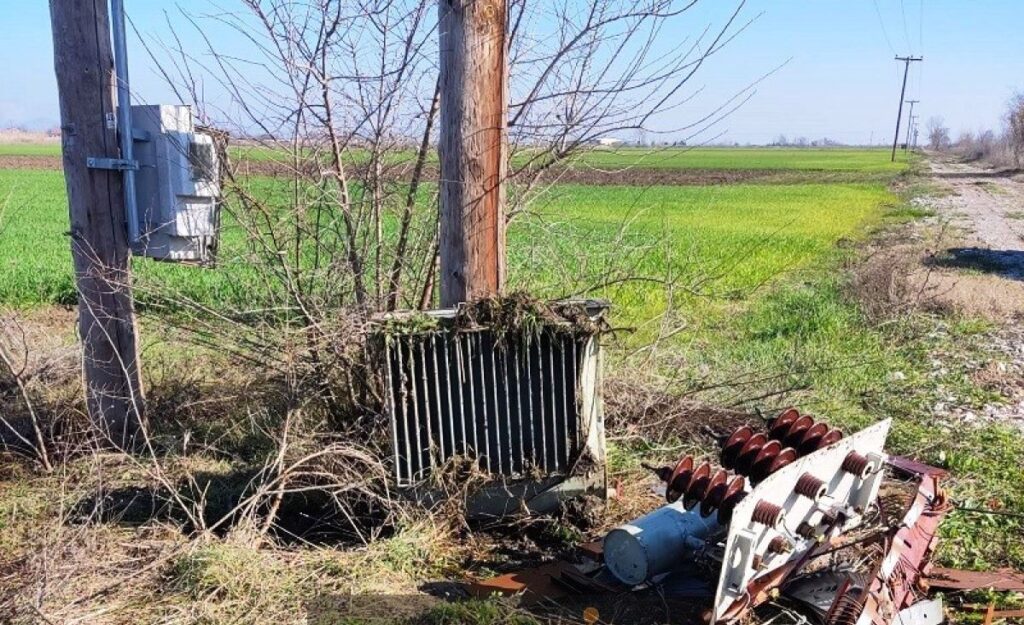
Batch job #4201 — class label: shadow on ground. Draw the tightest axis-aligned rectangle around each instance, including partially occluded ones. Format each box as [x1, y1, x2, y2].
[929, 247, 1024, 280]
[68, 470, 393, 545]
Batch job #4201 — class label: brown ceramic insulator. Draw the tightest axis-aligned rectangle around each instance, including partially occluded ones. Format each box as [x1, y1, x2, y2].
[699, 469, 731, 517]
[748, 440, 784, 482]
[794, 472, 828, 500]
[794, 422, 829, 454]
[732, 433, 769, 476]
[751, 500, 784, 527]
[784, 415, 815, 446]
[818, 428, 843, 449]
[765, 447, 798, 477]
[828, 593, 867, 625]
[768, 409, 845, 456]
[767, 535, 791, 555]
[736, 441, 799, 484]
[796, 521, 817, 539]
[841, 451, 871, 478]
[768, 408, 800, 440]
[721, 425, 754, 469]
[683, 461, 713, 509]
[665, 455, 695, 503]
[716, 476, 747, 525]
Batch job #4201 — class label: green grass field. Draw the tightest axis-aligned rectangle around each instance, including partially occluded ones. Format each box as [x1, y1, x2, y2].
[0, 169, 889, 322]
[0, 142, 62, 157]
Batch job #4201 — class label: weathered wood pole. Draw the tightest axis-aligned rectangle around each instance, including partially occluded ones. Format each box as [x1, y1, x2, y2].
[49, 0, 145, 446]
[438, 0, 508, 307]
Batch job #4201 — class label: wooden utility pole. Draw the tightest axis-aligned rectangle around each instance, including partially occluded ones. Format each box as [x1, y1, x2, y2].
[438, 0, 508, 307]
[50, 0, 144, 446]
[891, 56, 922, 162]
[903, 100, 919, 151]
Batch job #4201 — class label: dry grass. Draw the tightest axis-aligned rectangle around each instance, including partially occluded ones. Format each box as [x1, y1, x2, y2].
[0, 130, 59, 145]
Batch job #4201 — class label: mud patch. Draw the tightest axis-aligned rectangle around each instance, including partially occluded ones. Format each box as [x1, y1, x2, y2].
[0, 155, 62, 171]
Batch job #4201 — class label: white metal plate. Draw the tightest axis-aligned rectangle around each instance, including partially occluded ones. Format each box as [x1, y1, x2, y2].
[712, 418, 891, 622]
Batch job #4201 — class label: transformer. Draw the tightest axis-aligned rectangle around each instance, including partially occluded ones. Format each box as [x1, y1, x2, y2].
[374, 300, 608, 518]
[130, 104, 220, 263]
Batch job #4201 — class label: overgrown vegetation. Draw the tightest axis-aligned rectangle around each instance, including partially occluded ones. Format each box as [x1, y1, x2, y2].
[4, 143, 1024, 623]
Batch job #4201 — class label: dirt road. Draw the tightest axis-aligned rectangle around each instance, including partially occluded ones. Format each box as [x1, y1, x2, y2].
[919, 155, 1024, 430]
[928, 156, 1024, 277]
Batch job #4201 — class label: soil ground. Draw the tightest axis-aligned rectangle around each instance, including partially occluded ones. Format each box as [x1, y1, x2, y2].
[897, 155, 1024, 429]
[0, 154, 887, 186]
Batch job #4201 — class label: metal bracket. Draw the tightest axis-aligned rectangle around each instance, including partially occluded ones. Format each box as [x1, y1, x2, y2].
[87, 157, 138, 171]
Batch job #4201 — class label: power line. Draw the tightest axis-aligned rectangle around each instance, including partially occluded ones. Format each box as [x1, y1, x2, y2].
[899, 0, 912, 53]
[872, 0, 898, 56]
[918, 0, 924, 52]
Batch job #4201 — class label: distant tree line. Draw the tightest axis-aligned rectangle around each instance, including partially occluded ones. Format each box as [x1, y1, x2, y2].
[926, 91, 1024, 169]
[768, 135, 843, 147]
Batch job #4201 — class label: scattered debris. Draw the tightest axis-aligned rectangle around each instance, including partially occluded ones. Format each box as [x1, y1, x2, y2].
[465, 408, 1021, 625]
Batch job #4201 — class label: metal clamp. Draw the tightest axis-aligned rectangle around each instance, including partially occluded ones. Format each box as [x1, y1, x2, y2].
[86, 157, 138, 171]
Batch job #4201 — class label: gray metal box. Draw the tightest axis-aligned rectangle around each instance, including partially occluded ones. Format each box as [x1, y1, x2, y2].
[131, 104, 220, 263]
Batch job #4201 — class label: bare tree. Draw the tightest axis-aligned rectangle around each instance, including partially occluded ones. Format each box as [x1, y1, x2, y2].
[926, 116, 950, 151]
[103, 0, 762, 540]
[1007, 92, 1024, 167]
[135, 0, 756, 372]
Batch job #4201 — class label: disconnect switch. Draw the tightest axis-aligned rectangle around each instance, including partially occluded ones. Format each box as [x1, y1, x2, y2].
[131, 104, 220, 263]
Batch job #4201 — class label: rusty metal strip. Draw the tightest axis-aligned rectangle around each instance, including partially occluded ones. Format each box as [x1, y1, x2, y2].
[925, 567, 1024, 593]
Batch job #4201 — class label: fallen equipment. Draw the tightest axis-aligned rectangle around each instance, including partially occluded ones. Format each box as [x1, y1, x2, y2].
[469, 409, 1015, 625]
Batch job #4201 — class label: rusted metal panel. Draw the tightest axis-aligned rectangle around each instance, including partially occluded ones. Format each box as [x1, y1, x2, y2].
[925, 567, 1024, 592]
[826, 456, 952, 625]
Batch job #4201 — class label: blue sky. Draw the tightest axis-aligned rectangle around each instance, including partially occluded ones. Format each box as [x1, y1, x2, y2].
[2, 1, 1021, 145]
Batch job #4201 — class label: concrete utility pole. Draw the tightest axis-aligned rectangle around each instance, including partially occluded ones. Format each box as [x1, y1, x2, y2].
[891, 56, 922, 162]
[438, 0, 508, 307]
[903, 100, 919, 151]
[49, 0, 144, 446]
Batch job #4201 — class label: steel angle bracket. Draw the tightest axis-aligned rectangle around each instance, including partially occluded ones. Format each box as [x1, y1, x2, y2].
[86, 156, 138, 171]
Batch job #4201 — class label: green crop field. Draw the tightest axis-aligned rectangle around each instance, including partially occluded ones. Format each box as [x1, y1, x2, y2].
[0, 168, 889, 323]
[0, 142, 62, 157]
[0, 141, 913, 172]
[566, 147, 910, 172]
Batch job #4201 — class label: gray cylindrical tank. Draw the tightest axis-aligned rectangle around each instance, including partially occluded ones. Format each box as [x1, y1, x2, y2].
[603, 500, 723, 586]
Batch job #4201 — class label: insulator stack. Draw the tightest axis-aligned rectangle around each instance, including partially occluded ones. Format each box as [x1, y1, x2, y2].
[721, 426, 798, 483]
[794, 473, 828, 500]
[653, 455, 748, 524]
[768, 408, 843, 456]
[752, 500, 784, 528]
[841, 451, 871, 478]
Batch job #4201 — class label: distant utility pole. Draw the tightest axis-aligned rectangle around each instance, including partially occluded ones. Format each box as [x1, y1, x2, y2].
[49, 0, 144, 446]
[903, 100, 919, 151]
[891, 56, 922, 161]
[438, 0, 508, 307]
